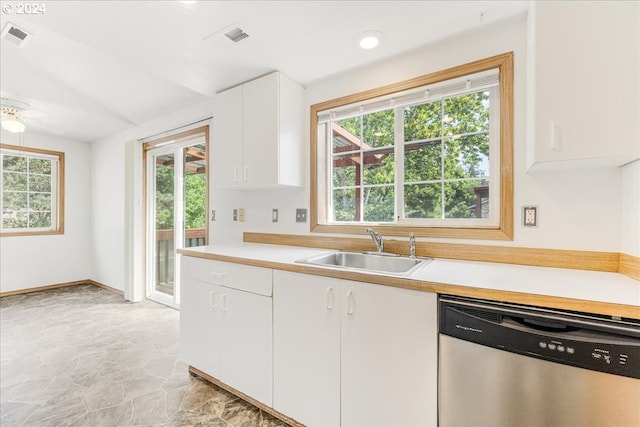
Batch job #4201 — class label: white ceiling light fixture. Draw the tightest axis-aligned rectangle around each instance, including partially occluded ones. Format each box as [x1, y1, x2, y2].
[180, 1, 197, 4]
[358, 31, 384, 50]
[1, 111, 26, 133]
[1, 98, 47, 134]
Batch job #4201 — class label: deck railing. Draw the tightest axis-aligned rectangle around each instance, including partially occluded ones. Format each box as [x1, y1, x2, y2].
[156, 228, 205, 291]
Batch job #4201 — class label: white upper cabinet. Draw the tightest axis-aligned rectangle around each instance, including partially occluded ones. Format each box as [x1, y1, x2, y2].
[211, 85, 243, 189]
[526, 1, 640, 171]
[212, 71, 305, 189]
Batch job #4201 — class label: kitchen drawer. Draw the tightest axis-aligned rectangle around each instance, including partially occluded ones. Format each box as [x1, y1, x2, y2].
[181, 255, 272, 296]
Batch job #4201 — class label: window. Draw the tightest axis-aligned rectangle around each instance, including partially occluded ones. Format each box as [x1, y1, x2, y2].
[0, 144, 64, 236]
[311, 53, 513, 240]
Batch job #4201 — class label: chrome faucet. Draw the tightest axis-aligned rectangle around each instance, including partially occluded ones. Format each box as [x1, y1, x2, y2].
[409, 233, 416, 259]
[365, 228, 384, 253]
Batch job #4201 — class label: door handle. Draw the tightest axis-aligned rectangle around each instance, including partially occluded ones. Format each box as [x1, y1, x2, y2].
[243, 165, 249, 182]
[346, 291, 354, 315]
[208, 291, 216, 309]
[221, 294, 227, 312]
[233, 167, 240, 183]
[326, 287, 334, 310]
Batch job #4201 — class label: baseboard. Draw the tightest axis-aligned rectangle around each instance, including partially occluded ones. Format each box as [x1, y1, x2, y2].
[86, 279, 125, 296]
[0, 279, 124, 298]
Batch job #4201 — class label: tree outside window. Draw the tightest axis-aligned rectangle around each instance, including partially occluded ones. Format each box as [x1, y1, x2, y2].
[0, 144, 64, 236]
[312, 53, 513, 240]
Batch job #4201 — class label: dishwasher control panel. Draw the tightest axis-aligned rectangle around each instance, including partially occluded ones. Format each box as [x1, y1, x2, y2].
[439, 297, 640, 380]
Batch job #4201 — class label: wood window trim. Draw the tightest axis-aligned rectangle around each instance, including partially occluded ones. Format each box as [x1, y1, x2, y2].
[310, 52, 514, 240]
[0, 143, 65, 237]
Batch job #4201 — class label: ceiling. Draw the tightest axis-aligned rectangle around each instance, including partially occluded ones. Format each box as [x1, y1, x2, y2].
[0, 1, 528, 142]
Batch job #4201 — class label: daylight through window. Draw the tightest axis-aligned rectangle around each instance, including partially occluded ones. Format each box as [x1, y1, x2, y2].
[311, 53, 513, 240]
[0, 144, 64, 236]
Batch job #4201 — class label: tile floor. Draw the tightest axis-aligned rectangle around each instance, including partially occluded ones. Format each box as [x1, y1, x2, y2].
[0, 284, 291, 427]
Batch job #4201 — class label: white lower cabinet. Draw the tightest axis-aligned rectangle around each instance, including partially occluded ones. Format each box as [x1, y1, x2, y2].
[273, 270, 438, 427]
[180, 278, 221, 378]
[180, 256, 273, 406]
[219, 285, 272, 405]
[273, 272, 341, 426]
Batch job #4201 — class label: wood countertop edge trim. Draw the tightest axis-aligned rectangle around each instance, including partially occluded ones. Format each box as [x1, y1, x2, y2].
[188, 366, 305, 427]
[177, 249, 640, 319]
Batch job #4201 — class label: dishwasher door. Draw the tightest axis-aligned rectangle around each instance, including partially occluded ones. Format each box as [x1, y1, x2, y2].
[438, 296, 640, 427]
[440, 335, 640, 427]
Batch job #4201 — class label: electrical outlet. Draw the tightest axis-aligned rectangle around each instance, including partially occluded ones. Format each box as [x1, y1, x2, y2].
[238, 208, 245, 222]
[232, 209, 238, 221]
[272, 209, 278, 223]
[523, 206, 538, 227]
[296, 208, 307, 223]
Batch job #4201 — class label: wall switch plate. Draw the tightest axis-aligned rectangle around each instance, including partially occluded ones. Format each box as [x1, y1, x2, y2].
[272, 209, 278, 223]
[523, 206, 538, 227]
[211, 210, 216, 222]
[232, 209, 238, 221]
[238, 208, 246, 222]
[296, 208, 307, 223]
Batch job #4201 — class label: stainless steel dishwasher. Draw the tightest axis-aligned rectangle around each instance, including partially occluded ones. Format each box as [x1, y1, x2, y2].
[439, 296, 640, 427]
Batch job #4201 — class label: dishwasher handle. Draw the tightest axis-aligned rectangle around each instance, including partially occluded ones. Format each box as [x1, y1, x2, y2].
[513, 316, 579, 333]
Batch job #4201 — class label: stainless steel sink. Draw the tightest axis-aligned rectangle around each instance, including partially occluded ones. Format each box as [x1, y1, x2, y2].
[296, 251, 431, 276]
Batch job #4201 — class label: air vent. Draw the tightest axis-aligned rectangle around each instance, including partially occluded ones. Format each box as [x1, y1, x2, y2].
[1, 22, 32, 47]
[224, 27, 249, 43]
[456, 306, 503, 323]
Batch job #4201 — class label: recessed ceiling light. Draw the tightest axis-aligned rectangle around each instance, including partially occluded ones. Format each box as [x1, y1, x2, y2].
[180, 1, 197, 4]
[358, 31, 383, 50]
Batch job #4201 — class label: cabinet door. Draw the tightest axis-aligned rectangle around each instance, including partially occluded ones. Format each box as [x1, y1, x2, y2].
[212, 85, 243, 189]
[528, 1, 640, 169]
[219, 285, 273, 405]
[341, 282, 438, 427]
[242, 72, 278, 186]
[180, 278, 221, 378]
[273, 271, 341, 427]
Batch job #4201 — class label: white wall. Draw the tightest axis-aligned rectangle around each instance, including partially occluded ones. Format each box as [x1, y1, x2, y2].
[214, 16, 627, 252]
[88, 14, 638, 293]
[0, 130, 92, 292]
[91, 100, 214, 293]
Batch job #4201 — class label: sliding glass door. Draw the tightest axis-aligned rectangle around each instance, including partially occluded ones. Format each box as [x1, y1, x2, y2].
[145, 127, 208, 308]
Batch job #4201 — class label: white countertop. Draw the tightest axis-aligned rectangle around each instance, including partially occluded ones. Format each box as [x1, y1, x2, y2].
[180, 243, 640, 314]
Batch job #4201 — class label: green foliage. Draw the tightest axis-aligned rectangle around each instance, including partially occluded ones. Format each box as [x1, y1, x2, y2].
[184, 173, 206, 229]
[1, 155, 54, 230]
[3, 155, 27, 172]
[331, 90, 491, 222]
[155, 164, 175, 229]
[154, 164, 206, 231]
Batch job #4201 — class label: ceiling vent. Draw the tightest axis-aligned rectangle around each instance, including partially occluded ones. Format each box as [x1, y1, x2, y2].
[224, 27, 249, 43]
[1, 22, 32, 47]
